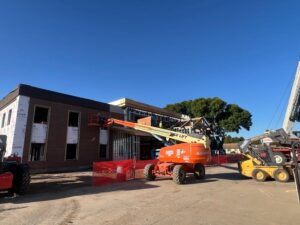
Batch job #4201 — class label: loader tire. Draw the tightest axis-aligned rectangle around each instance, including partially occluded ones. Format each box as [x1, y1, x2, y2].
[173, 165, 186, 185]
[144, 164, 156, 181]
[273, 168, 290, 183]
[194, 164, 205, 180]
[252, 169, 268, 182]
[13, 164, 30, 195]
[273, 152, 287, 166]
[237, 162, 242, 173]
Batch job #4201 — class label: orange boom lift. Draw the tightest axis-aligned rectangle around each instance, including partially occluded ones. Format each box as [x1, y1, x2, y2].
[96, 116, 213, 184]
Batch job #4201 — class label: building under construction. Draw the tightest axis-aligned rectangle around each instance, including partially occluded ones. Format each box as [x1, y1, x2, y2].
[109, 98, 185, 161]
[0, 84, 185, 172]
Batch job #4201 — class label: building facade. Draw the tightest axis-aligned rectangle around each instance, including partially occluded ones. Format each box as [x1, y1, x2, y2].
[0, 84, 123, 172]
[223, 143, 241, 154]
[0, 85, 187, 172]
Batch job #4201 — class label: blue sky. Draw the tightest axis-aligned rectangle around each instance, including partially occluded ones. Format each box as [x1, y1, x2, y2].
[1, 0, 300, 138]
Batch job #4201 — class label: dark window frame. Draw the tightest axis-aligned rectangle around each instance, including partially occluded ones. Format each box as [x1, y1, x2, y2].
[1, 113, 6, 128]
[29, 143, 46, 161]
[99, 144, 108, 159]
[29, 104, 51, 162]
[7, 109, 12, 126]
[66, 144, 78, 160]
[33, 106, 49, 124]
[68, 111, 80, 127]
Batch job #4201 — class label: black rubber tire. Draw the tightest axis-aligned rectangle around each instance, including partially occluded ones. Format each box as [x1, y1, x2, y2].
[194, 164, 205, 180]
[144, 164, 156, 181]
[7, 189, 15, 197]
[237, 162, 242, 173]
[273, 168, 290, 183]
[272, 152, 287, 166]
[172, 165, 186, 185]
[13, 164, 30, 195]
[252, 169, 268, 182]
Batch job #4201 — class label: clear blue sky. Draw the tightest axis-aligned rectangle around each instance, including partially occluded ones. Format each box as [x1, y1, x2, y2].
[1, 0, 300, 138]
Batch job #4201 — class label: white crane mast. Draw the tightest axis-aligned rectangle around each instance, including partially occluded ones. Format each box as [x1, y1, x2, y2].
[283, 62, 300, 134]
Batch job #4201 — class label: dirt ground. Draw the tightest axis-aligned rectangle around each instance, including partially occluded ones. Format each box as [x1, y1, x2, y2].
[0, 164, 299, 225]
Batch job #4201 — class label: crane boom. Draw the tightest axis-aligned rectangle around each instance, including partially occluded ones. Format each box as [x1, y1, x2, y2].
[283, 62, 300, 134]
[105, 118, 211, 149]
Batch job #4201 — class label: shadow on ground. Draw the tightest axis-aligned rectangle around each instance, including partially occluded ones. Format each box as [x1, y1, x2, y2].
[0, 173, 160, 204]
[205, 164, 249, 181]
[205, 172, 247, 181]
[0, 164, 250, 204]
[219, 164, 239, 171]
[154, 176, 219, 185]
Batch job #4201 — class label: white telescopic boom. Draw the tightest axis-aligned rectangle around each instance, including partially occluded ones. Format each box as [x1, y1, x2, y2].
[283, 62, 300, 134]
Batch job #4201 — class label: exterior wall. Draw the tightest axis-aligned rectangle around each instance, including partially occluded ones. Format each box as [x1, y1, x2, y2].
[111, 130, 140, 160]
[110, 105, 181, 161]
[0, 95, 30, 157]
[21, 97, 123, 172]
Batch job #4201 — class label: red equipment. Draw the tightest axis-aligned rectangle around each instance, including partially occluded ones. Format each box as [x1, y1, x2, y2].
[0, 172, 14, 190]
[0, 135, 30, 195]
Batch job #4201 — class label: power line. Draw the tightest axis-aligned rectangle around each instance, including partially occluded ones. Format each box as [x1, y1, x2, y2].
[267, 74, 294, 130]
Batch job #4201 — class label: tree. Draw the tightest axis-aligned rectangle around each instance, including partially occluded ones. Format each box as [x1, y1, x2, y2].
[165, 97, 252, 133]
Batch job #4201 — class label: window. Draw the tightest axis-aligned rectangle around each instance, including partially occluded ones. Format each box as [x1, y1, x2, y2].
[68, 112, 79, 127]
[30, 143, 45, 161]
[99, 144, 108, 159]
[34, 107, 49, 124]
[99, 129, 108, 145]
[1, 113, 6, 128]
[66, 144, 77, 160]
[7, 109, 12, 126]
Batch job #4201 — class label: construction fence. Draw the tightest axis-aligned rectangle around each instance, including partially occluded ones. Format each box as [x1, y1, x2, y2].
[92, 154, 244, 186]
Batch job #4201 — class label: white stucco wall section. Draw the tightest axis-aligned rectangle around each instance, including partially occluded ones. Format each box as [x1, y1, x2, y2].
[0, 98, 19, 156]
[0, 95, 30, 157]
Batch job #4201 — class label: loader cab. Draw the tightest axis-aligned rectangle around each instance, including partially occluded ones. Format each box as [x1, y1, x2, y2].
[292, 131, 300, 138]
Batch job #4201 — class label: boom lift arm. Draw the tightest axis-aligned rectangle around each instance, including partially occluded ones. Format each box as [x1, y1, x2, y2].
[103, 118, 211, 149]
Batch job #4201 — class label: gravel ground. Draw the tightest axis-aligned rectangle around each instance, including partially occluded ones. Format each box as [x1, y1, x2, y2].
[0, 164, 299, 225]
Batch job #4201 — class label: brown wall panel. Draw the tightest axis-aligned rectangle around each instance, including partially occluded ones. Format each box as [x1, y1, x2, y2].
[22, 97, 123, 172]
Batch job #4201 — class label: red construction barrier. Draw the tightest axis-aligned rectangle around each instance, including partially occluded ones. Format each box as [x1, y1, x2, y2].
[226, 154, 245, 163]
[207, 154, 244, 166]
[93, 159, 159, 186]
[93, 160, 135, 186]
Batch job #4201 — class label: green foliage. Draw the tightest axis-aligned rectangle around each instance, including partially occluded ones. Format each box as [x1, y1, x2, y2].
[224, 135, 245, 143]
[165, 97, 252, 133]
